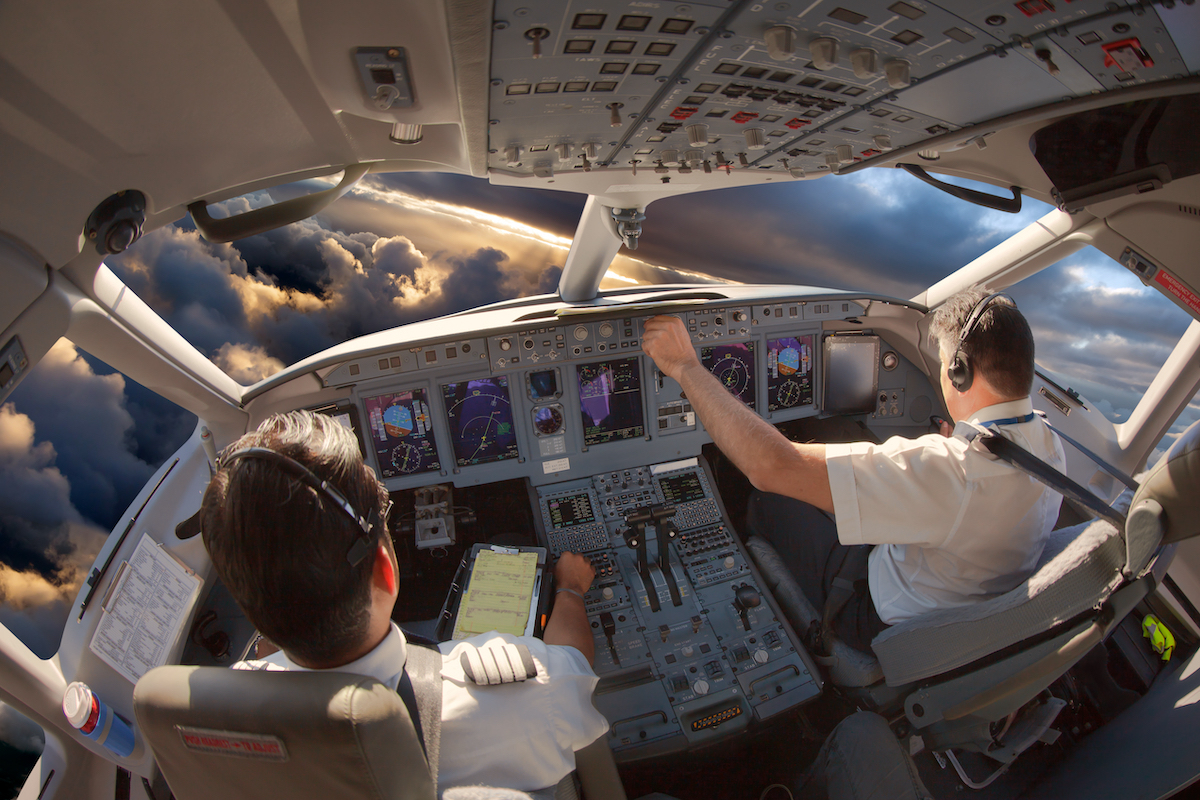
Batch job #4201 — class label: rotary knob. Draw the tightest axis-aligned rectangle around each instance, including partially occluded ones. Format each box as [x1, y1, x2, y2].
[723, 556, 736, 569]
[499, 338, 512, 351]
[602, 587, 614, 600]
[733, 311, 747, 322]
[599, 321, 615, 338]
[573, 325, 589, 341]
[693, 679, 710, 696]
[681, 645, 695, 657]
[754, 648, 770, 664]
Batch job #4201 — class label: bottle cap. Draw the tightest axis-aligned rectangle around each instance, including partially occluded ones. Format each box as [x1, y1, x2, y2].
[62, 682, 97, 731]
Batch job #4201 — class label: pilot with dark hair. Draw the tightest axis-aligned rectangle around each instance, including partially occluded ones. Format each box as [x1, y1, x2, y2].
[201, 410, 607, 795]
[642, 289, 1064, 654]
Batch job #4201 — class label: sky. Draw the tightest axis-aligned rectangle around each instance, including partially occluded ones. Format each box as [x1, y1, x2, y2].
[0, 167, 1197, 765]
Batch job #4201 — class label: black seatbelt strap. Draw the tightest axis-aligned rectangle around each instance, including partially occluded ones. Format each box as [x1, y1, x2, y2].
[967, 427, 1128, 530]
[396, 644, 443, 785]
[816, 545, 871, 656]
[1035, 412, 1139, 491]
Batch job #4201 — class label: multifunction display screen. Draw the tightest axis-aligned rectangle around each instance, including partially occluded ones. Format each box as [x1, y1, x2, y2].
[363, 389, 441, 478]
[824, 335, 880, 415]
[766, 335, 815, 412]
[701, 342, 756, 408]
[577, 357, 645, 447]
[442, 376, 520, 467]
[659, 472, 706, 506]
[547, 492, 595, 528]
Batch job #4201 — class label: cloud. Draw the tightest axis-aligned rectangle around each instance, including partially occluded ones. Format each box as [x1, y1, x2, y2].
[213, 343, 285, 385]
[0, 703, 44, 754]
[0, 401, 108, 657]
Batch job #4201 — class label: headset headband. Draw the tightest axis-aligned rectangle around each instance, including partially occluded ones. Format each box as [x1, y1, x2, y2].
[221, 447, 379, 566]
[954, 293, 1013, 356]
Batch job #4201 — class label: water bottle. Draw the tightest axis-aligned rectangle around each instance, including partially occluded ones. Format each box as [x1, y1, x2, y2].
[62, 682, 135, 757]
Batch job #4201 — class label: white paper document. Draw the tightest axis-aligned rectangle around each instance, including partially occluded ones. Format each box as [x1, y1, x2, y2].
[89, 533, 202, 684]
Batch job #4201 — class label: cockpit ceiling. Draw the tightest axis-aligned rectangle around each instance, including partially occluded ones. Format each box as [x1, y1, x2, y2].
[486, 0, 1199, 193]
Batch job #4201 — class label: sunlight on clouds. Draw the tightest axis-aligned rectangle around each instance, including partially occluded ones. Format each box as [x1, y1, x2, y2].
[213, 343, 285, 385]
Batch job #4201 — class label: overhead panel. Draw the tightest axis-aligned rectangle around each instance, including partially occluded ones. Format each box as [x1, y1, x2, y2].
[487, 0, 1200, 182]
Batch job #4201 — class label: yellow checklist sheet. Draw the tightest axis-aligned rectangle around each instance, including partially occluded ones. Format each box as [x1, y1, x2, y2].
[452, 548, 539, 639]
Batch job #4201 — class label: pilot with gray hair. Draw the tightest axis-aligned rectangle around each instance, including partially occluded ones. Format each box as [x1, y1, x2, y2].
[200, 410, 607, 795]
[642, 289, 1065, 654]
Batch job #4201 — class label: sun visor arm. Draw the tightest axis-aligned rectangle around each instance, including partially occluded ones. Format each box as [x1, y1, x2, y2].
[188, 164, 369, 244]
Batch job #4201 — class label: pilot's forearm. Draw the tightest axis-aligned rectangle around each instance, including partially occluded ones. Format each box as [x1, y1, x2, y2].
[674, 361, 833, 512]
[544, 591, 595, 666]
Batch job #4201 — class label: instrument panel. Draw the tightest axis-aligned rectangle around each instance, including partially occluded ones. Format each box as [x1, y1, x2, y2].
[324, 298, 937, 492]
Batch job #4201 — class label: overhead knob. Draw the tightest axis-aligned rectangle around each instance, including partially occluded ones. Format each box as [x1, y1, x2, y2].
[850, 48, 878, 79]
[824, 153, 840, 170]
[686, 123, 709, 147]
[556, 143, 572, 162]
[810, 37, 839, 71]
[684, 149, 704, 167]
[661, 149, 680, 167]
[743, 128, 766, 151]
[764, 25, 796, 61]
[836, 144, 853, 165]
[582, 142, 599, 159]
[873, 134, 893, 151]
[608, 102, 624, 128]
[885, 59, 911, 89]
[505, 145, 521, 167]
[693, 679, 710, 696]
[754, 648, 770, 665]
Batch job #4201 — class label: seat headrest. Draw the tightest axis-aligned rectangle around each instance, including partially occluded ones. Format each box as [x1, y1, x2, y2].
[1131, 419, 1200, 545]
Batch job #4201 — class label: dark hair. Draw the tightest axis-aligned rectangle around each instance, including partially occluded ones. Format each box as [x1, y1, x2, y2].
[928, 289, 1035, 399]
[201, 411, 390, 665]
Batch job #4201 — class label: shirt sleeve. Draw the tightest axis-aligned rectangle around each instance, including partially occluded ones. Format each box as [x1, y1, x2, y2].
[826, 433, 973, 548]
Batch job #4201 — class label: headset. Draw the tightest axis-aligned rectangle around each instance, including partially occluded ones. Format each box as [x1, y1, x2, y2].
[221, 447, 386, 566]
[946, 293, 1015, 393]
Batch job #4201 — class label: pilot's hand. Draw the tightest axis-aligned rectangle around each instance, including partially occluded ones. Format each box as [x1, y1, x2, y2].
[554, 551, 595, 596]
[642, 315, 700, 381]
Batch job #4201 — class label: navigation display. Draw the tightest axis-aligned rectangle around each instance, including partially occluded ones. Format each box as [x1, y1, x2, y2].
[363, 389, 441, 478]
[659, 472, 706, 505]
[442, 376, 520, 467]
[547, 492, 595, 528]
[701, 342, 756, 408]
[577, 357, 645, 447]
[766, 335, 815, 412]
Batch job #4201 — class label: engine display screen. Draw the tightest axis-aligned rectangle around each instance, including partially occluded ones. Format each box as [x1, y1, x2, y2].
[701, 342, 756, 408]
[823, 335, 880, 415]
[363, 389, 441, 478]
[577, 357, 645, 447]
[442, 376, 520, 467]
[659, 472, 706, 506]
[766, 335, 815, 412]
[547, 492, 595, 528]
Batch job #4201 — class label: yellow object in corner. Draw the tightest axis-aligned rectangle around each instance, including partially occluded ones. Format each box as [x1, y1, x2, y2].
[1142, 614, 1175, 662]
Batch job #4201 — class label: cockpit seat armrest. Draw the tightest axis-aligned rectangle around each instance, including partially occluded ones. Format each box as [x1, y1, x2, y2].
[133, 665, 436, 800]
[745, 536, 883, 688]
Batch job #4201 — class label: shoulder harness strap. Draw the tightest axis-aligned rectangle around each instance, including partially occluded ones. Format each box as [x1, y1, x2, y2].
[398, 643, 443, 784]
[962, 423, 1128, 530]
[459, 641, 538, 686]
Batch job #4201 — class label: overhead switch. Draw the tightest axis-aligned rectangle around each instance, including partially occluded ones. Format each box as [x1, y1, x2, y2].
[885, 60, 911, 89]
[810, 37, 839, 71]
[609, 102, 624, 128]
[556, 143, 572, 162]
[836, 145, 853, 165]
[582, 142, 599, 159]
[505, 145, 521, 167]
[661, 149, 680, 167]
[850, 48, 878, 79]
[686, 123, 709, 148]
[872, 134, 893, 151]
[684, 149, 704, 168]
[743, 128, 766, 151]
[764, 25, 797, 61]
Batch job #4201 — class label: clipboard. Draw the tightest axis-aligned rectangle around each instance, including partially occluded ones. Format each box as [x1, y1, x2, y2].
[437, 544, 548, 641]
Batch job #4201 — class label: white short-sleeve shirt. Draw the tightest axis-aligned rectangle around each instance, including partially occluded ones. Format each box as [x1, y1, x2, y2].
[234, 623, 607, 795]
[825, 398, 1065, 625]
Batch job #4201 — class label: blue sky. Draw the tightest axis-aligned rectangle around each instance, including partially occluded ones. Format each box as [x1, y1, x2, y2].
[0, 168, 1196, 758]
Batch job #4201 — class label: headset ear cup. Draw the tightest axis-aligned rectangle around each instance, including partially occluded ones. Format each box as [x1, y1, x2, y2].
[949, 352, 972, 392]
